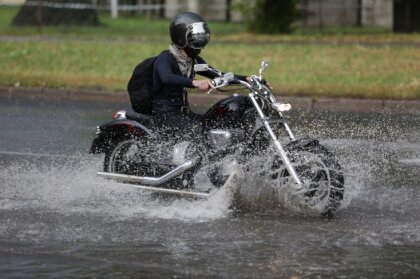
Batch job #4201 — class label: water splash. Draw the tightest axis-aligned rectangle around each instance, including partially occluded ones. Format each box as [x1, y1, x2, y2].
[0, 155, 235, 222]
[1, 110, 419, 224]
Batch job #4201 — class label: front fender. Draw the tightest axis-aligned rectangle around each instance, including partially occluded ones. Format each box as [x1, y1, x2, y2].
[89, 119, 153, 154]
[286, 138, 320, 151]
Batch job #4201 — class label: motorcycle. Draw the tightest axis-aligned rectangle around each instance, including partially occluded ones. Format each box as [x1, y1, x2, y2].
[90, 61, 344, 216]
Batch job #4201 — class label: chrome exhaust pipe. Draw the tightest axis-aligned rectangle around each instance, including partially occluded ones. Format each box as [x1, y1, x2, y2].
[109, 182, 209, 198]
[97, 160, 196, 186]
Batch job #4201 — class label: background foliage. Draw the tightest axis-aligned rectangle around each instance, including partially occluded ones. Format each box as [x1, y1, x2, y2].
[236, 0, 296, 34]
[0, 7, 419, 99]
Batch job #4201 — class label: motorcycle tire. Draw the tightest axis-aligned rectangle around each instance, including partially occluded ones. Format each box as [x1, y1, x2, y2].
[103, 139, 150, 176]
[273, 139, 345, 217]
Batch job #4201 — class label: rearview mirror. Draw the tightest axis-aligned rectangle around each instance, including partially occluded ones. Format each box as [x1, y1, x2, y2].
[259, 61, 269, 80]
[194, 64, 209, 72]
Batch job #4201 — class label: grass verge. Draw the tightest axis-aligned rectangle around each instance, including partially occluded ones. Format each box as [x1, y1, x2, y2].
[0, 7, 419, 99]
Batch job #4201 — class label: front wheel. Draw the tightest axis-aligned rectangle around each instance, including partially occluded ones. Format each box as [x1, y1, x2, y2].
[271, 141, 344, 216]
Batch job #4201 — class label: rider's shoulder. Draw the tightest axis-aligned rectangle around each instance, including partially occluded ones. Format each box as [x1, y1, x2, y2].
[156, 50, 170, 58]
[154, 50, 174, 65]
[160, 50, 171, 56]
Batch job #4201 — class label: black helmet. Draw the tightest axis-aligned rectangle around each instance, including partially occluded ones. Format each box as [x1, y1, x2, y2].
[170, 12, 210, 50]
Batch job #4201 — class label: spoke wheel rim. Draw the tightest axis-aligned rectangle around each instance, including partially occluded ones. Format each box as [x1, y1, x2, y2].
[109, 140, 144, 175]
[270, 151, 333, 209]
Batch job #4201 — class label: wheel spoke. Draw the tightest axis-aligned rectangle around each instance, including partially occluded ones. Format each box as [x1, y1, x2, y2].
[268, 150, 335, 209]
[109, 140, 147, 176]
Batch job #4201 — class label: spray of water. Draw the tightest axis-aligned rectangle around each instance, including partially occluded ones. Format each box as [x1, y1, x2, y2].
[1, 111, 418, 224]
[0, 154, 236, 222]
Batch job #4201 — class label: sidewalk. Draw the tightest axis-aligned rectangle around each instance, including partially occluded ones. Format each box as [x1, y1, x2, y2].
[1, 86, 419, 114]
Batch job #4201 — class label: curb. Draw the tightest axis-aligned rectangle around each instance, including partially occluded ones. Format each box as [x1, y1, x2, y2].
[1, 86, 419, 114]
[0, 86, 128, 103]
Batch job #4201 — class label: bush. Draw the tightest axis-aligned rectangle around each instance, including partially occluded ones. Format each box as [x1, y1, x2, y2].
[12, 0, 99, 26]
[237, 0, 296, 34]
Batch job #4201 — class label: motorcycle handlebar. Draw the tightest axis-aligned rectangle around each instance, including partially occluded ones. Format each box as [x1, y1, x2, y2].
[207, 73, 268, 95]
[211, 78, 224, 87]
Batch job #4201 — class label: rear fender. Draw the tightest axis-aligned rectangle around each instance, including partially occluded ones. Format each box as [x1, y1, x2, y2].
[90, 119, 153, 154]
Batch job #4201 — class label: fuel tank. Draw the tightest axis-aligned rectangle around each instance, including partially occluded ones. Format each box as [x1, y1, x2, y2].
[202, 95, 253, 130]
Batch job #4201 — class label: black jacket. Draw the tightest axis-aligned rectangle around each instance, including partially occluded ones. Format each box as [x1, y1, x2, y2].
[152, 51, 218, 114]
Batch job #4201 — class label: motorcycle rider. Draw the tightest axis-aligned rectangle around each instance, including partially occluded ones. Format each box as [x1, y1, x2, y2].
[152, 12, 248, 141]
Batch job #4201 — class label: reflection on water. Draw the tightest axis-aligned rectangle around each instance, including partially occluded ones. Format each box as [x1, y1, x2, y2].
[0, 97, 419, 277]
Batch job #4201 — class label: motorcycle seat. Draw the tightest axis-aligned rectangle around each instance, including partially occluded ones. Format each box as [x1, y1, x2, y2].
[126, 110, 155, 128]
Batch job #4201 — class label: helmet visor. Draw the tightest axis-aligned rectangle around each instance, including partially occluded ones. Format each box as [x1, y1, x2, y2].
[186, 22, 210, 49]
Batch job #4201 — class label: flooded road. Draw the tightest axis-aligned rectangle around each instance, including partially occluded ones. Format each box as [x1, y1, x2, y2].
[0, 95, 419, 278]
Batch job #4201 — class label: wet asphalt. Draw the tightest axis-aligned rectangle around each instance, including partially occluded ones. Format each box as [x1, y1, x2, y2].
[0, 93, 419, 278]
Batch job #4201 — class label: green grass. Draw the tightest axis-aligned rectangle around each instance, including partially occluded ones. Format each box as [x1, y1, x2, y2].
[1, 7, 420, 99]
[1, 40, 419, 99]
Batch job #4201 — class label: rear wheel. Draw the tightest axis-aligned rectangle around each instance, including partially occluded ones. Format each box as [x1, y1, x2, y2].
[103, 139, 201, 190]
[104, 139, 150, 176]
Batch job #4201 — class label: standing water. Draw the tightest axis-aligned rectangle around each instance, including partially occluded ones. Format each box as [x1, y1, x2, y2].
[0, 96, 419, 278]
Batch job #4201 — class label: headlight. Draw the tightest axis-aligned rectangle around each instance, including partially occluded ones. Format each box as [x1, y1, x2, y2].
[272, 102, 291, 112]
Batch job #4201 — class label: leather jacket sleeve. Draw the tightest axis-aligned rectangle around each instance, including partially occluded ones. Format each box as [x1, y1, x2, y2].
[155, 54, 194, 88]
[195, 56, 247, 82]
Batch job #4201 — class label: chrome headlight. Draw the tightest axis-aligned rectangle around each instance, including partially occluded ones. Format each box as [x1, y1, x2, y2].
[272, 102, 291, 112]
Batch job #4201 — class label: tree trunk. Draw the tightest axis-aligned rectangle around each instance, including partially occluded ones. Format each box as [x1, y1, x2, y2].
[12, 0, 100, 26]
[226, 0, 231, 22]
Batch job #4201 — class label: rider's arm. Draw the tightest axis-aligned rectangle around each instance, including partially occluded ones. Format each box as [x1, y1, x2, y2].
[195, 56, 248, 82]
[155, 54, 194, 88]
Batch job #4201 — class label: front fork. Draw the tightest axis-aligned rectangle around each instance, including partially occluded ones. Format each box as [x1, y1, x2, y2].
[249, 93, 303, 187]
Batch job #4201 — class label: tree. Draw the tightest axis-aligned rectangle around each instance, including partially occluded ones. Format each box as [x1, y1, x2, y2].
[12, 0, 100, 26]
[238, 0, 296, 34]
